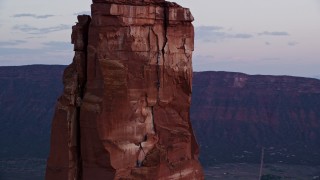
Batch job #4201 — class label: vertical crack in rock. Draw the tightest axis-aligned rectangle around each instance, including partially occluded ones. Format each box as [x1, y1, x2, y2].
[46, 15, 91, 180]
[161, 4, 169, 92]
[73, 15, 91, 180]
[46, 1, 204, 179]
[150, 25, 160, 136]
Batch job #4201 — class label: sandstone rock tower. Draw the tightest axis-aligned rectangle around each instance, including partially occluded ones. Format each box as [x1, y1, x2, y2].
[46, 0, 203, 179]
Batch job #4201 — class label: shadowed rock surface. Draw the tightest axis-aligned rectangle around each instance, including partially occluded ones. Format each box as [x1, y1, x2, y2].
[45, 0, 203, 179]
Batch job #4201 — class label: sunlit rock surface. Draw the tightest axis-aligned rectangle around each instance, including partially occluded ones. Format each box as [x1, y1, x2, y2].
[45, 0, 203, 179]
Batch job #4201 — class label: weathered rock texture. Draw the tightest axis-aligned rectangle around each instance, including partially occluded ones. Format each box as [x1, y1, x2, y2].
[46, 0, 203, 179]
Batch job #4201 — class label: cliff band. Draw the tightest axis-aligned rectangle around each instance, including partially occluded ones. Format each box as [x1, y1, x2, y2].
[45, 0, 204, 179]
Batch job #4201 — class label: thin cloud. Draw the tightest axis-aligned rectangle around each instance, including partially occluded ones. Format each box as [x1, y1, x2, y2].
[12, 13, 55, 19]
[260, 57, 280, 61]
[196, 26, 253, 43]
[0, 47, 72, 66]
[265, 42, 271, 45]
[73, 11, 91, 16]
[195, 26, 226, 42]
[197, 26, 224, 31]
[288, 41, 299, 46]
[0, 41, 73, 65]
[258, 31, 290, 36]
[26, 36, 46, 39]
[12, 24, 70, 34]
[0, 40, 27, 47]
[232, 34, 253, 39]
[43, 41, 72, 50]
[0, 41, 72, 55]
[0, 47, 41, 56]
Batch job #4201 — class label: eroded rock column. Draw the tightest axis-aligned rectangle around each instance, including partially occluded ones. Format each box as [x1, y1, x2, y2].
[46, 0, 203, 179]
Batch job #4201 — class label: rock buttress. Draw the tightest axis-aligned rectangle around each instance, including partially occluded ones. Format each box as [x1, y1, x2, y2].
[46, 15, 91, 180]
[46, 0, 204, 179]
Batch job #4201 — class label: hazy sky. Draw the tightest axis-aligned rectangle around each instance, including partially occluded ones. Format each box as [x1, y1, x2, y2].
[0, 0, 319, 77]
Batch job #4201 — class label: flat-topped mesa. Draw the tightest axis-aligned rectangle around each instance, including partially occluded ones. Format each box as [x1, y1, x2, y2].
[46, 0, 203, 179]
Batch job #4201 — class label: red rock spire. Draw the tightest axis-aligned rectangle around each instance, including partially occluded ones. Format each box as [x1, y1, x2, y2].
[46, 0, 203, 179]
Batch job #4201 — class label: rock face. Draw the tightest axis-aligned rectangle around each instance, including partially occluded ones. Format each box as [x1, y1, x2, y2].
[46, 0, 203, 179]
[192, 71, 320, 166]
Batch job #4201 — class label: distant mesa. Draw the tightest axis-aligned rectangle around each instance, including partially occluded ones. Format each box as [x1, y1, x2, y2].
[192, 71, 320, 166]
